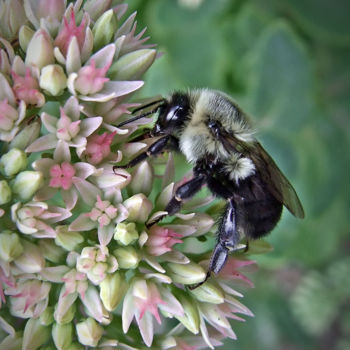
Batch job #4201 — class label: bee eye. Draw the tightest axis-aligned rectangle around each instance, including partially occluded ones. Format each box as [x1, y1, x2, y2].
[166, 106, 183, 122]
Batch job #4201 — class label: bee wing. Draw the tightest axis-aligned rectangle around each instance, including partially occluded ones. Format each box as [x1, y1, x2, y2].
[221, 134, 305, 218]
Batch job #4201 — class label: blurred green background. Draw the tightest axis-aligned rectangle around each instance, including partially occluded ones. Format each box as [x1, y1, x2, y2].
[127, 0, 350, 349]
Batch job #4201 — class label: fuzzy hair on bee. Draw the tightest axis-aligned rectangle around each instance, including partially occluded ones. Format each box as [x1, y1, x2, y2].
[114, 88, 305, 288]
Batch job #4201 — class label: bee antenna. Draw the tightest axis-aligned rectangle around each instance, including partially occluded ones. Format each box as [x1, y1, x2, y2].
[116, 99, 165, 128]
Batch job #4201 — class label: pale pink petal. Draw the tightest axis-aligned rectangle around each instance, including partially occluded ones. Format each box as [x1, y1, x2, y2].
[69, 213, 95, 231]
[26, 133, 58, 152]
[63, 96, 82, 121]
[40, 266, 70, 283]
[100, 81, 144, 98]
[45, 206, 72, 223]
[79, 117, 103, 137]
[72, 178, 101, 206]
[32, 158, 55, 176]
[62, 188, 78, 210]
[41, 112, 59, 132]
[136, 310, 153, 347]
[54, 141, 71, 163]
[86, 44, 115, 69]
[80, 286, 104, 322]
[122, 289, 134, 333]
[97, 225, 114, 246]
[74, 162, 96, 179]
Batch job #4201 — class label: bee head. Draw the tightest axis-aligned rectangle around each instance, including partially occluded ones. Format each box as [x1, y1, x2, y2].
[152, 92, 190, 136]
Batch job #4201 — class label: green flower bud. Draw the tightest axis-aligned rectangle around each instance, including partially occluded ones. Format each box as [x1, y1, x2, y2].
[19, 25, 35, 52]
[109, 49, 157, 80]
[14, 240, 45, 273]
[40, 306, 54, 326]
[0, 333, 23, 350]
[123, 194, 153, 223]
[129, 161, 154, 196]
[0, 148, 27, 177]
[167, 262, 206, 285]
[54, 294, 77, 325]
[10, 118, 41, 151]
[100, 272, 126, 311]
[92, 9, 118, 50]
[0, 231, 23, 262]
[12, 170, 43, 201]
[52, 323, 73, 350]
[39, 239, 66, 263]
[76, 318, 103, 347]
[190, 281, 225, 304]
[64, 343, 84, 350]
[114, 246, 140, 269]
[0, 180, 11, 205]
[40, 64, 67, 96]
[114, 222, 138, 246]
[175, 295, 200, 334]
[22, 318, 50, 350]
[55, 225, 84, 251]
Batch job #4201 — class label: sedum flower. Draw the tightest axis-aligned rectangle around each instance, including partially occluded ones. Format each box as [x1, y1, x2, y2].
[0, 1, 260, 349]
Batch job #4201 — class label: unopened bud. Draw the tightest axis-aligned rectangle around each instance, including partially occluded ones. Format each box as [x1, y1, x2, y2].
[129, 161, 154, 196]
[52, 323, 73, 350]
[0, 231, 23, 262]
[167, 262, 206, 285]
[19, 25, 35, 52]
[0, 148, 27, 177]
[123, 194, 152, 223]
[109, 49, 156, 80]
[40, 306, 54, 326]
[40, 64, 67, 96]
[190, 281, 224, 304]
[14, 239, 45, 273]
[100, 272, 126, 311]
[114, 246, 140, 269]
[0, 180, 11, 205]
[55, 225, 84, 251]
[22, 318, 50, 350]
[12, 170, 43, 201]
[39, 239, 65, 263]
[92, 9, 118, 50]
[10, 118, 41, 150]
[76, 318, 103, 347]
[175, 295, 200, 334]
[114, 222, 138, 246]
[25, 29, 55, 69]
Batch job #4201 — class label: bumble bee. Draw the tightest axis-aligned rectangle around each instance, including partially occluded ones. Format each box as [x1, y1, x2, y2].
[114, 89, 305, 286]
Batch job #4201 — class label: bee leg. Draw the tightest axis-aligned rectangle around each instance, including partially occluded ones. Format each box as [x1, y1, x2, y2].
[165, 174, 207, 215]
[191, 199, 239, 289]
[113, 135, 170, 172]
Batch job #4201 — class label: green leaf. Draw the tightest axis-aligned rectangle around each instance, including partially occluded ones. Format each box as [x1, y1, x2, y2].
[243, 21, 315, 132]
[282, 0, 350, 47]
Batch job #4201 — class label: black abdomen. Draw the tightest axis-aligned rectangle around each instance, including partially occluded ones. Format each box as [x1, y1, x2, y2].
[207, 171, 283, 239]
[234, 174, 283, 239]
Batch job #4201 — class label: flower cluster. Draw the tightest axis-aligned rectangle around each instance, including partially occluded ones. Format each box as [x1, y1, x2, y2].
[0, 1, 261, 349]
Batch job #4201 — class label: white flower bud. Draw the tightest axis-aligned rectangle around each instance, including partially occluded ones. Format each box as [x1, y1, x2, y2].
[22, 318, 50, 350]
[0, 231, 23, 262]
[114, 246, 140, 269]
[55, 225, 84, 251]
[40, 64, 67, 96]
[12, 170, 43, 201]
[0, 180, 11, 205]
[76, 318, 103, 347]
[167, 262, 206, 285]
[14, 240, 45, 273]
[100, 272, 126, 311]
[123, 194, 153, 223]
[0, 148, 27, 177]
[52, 323, 73, 350]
